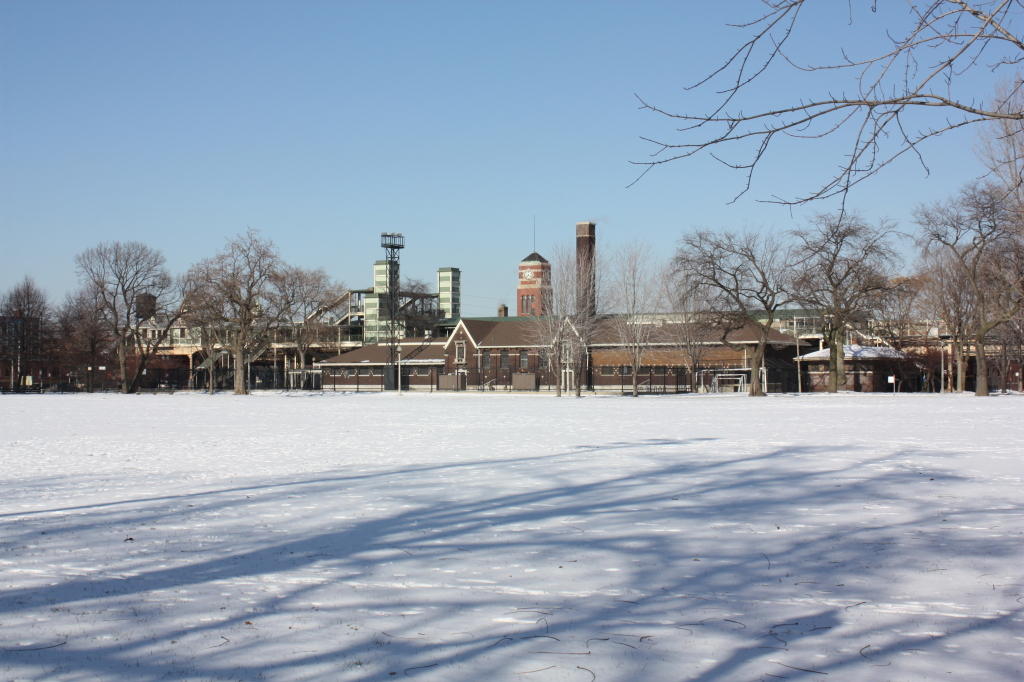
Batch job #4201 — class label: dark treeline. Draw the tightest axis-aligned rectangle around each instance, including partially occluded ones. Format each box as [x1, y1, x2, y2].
[2, 230, 346, 395]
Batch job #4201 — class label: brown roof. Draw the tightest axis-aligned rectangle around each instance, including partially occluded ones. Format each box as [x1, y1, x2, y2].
[589, 317, 801, 347]
[449, 318, 545, 349]
[452, 316, 802, 350]
[317, 338, 445, 366]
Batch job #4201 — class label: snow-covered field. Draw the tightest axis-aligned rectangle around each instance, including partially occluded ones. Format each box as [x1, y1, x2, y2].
[1, 391, 1021, 681]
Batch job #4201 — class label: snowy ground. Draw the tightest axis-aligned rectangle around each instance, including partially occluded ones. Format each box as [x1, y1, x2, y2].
[0, 391, 1021, 682]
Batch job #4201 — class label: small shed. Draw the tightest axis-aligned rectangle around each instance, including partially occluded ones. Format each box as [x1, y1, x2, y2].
[795, 345, 918, 392]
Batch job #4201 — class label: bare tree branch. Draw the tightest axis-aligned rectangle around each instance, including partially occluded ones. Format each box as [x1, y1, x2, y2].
[674, 230, 793, 396]
[914, 181, 1024, 395]
[789, 211, 901, 392]
[634, 1, 1024, 206]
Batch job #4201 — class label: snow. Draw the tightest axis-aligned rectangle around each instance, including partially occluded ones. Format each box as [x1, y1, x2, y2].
[796, 344, 910, 360]
[1, 391, 1021, 681]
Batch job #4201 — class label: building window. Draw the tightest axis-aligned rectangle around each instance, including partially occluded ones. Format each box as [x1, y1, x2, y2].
[654, 366, 667, 376]
[456, 341, 466, 363]
[601, 366, 615, 376]
[621, 365, 633, 376]
[482, 353, 491, 370]
[519, 351, 529, 370]
[500, 350, 509, 369]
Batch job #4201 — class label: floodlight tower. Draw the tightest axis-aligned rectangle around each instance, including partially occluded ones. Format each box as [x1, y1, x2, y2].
[381, 232, 405, 389]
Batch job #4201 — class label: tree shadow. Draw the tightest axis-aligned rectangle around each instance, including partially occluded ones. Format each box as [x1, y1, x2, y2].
[1, 438, 1021, 680]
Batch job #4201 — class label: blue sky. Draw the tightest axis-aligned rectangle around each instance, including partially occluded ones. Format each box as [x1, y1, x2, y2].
[0, 1, 1000, 314]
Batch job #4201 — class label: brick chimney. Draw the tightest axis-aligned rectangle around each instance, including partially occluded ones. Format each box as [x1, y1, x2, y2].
[576, 222, 596, 316]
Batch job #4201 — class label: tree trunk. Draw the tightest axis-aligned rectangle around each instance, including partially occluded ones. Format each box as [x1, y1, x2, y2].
[975, 335, 990, 396]
[998, 342, 1009, 394]
[825, 327, 845, 393]
[632, 365, 639, 397]
[954, 341, 965, 393]
[748, 335, 767, 397]
[118, 338, 130, 394]
[973, 319, 1004, 396]
[128, 371, 142, 394]
[233, 344, 247, 395]
[553, 352, 562, 397]
[209, 348, 217, 394]
[127, 337, 145, 394]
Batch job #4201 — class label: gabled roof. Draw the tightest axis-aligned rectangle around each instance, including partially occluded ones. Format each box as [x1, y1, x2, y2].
[520, 252, 548, 263]
[446, 317, 546, 349]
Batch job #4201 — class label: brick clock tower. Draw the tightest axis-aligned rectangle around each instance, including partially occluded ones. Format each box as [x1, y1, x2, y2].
[517, 252, 550, 316]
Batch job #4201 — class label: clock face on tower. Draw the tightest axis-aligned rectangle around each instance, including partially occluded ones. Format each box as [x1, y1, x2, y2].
[523, 270, 534, 280]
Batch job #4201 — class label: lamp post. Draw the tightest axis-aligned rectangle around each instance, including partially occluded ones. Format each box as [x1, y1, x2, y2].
[397, 344, 402, 396]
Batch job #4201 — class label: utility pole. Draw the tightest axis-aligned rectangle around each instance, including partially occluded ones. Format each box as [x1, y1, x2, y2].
[381, 233, 405, 390]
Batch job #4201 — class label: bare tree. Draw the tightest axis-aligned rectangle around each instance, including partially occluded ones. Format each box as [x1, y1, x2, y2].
[635, 1, 1024, 205]
[608, 241, 661, 397]
[873, 276, 923, 350]
[1, 276, 52, 390]
[998, 306, 1024, 391]
[180, 279, 226, 394]
[674, 230, 793, 396]
[530, 244, 575, 397]
[790, 212, 900, 392]
[660, 272, 717, 392]
[277, 266, 348, 371]
[74, 241, 185, 394]
[526, 242, 603, 396]
[917, 250, 978, 392]
[976, 76, 1024, 213]
[187, 230, 283, 395]
[915, 182, 1024, 395]
[56, 285, 112, 392]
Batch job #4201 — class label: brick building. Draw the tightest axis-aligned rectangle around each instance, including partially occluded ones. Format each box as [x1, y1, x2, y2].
[516, 253, 550, 317]
[795, 344, 922, 392]
[316, 315, 802, 393]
